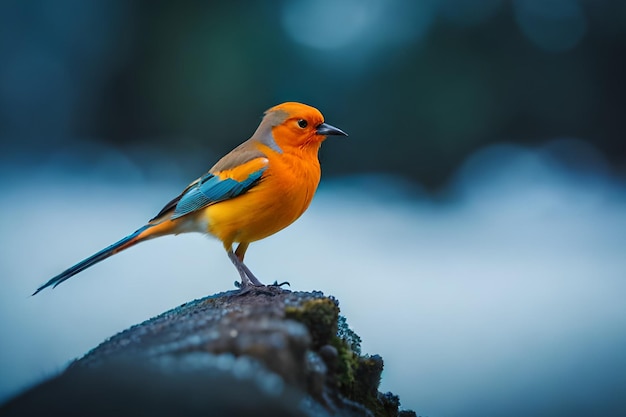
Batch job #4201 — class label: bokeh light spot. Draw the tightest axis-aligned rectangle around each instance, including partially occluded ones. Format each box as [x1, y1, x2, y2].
[514, 0, 587, 52]
[280, 0, 435, 61]
[281, 0, 374, 50]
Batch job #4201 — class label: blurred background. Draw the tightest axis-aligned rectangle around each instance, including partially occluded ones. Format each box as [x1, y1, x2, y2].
[1, 0, 625, 416]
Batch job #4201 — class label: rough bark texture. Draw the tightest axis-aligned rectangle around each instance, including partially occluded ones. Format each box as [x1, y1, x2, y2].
[1, 289, 415, 417]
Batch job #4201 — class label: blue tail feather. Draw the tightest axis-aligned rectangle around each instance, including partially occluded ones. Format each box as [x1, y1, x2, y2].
[32, 225, 151, 295]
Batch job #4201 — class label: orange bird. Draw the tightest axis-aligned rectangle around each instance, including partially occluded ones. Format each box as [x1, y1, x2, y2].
[33, 102, 347, 295]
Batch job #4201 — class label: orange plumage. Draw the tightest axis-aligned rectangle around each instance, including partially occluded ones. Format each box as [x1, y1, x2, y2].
[34, 102, 347, 294]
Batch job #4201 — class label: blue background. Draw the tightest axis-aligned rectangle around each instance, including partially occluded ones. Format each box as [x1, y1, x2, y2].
[1, 1, 625, 415]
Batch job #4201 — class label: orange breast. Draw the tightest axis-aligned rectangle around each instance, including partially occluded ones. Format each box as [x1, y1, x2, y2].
[203, 146, 321, 247]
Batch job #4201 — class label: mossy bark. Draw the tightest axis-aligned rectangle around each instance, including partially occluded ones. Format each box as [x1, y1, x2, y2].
[1, 289, 415, 417]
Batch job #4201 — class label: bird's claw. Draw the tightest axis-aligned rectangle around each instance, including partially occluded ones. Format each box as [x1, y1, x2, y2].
[234, 281, 289, 297]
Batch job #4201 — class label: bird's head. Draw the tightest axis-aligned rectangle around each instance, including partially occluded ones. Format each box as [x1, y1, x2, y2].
[257, 102, 347, 152]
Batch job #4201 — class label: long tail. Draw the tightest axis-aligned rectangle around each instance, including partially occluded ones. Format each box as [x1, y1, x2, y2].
[33, 223, 165, 295]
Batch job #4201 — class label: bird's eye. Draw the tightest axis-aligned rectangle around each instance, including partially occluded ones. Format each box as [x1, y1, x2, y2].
[297, 119, 308, 128]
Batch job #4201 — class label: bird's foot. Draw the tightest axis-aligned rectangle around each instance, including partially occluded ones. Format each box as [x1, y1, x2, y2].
[233, 280, 290, 296]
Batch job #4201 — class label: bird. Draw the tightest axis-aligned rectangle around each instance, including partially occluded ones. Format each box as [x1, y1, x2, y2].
[33, 102, 347, 295]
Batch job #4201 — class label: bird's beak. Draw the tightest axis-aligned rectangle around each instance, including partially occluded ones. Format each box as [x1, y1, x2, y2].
[316, 122, 348, 137]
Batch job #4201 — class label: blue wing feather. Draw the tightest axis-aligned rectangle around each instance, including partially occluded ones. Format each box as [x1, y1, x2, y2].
[171, 168, 265, 219]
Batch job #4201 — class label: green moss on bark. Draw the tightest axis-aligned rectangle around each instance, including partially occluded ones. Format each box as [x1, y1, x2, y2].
[285, 296, 402, 417]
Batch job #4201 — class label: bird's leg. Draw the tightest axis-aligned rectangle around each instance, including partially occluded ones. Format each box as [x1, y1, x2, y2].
[229, 243, 265, 287]
[239, 263, 265, 286]
[235, 243, 289, 288]
[227, 249, 253, 288]
[234, 243, 264, 286]
[237, 259, 289, 288]
[228, 243, 287, 296]
[234, 242, 248, 262]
